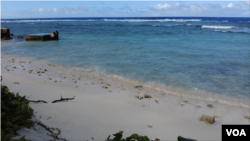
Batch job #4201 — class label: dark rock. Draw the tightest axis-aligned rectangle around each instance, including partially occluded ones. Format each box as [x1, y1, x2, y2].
[1, 36, 12, 40]
[17, 36, 23, 39]
[199, 114, 215, 124]
[135, 95, 143, 100]
[144, 94, 152, 98]
[50, 30, 59, 40]
[10, 33, 14, 36]
[135, 85, 143, 88]
[244, 116, 250, 120]
[1, 28, 11, 39]
[207, 104, 213, 108]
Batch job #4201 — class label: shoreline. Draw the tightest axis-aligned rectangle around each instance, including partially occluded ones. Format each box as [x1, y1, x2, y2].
[1, 54, 250, 140]
[1, 54, 249, 108]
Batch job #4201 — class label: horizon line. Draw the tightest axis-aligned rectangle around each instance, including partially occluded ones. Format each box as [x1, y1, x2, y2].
[2, 16, 250, 20]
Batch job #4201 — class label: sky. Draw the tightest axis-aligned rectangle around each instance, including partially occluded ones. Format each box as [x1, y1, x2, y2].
[1, 0, 250, 19]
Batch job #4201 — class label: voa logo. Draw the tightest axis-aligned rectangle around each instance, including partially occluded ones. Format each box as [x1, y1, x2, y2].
[226, 129, 246, 136]
[222, 125, 249, 141]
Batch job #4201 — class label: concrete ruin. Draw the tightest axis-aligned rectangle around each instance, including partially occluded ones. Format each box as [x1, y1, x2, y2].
[25, 31, 59, 41]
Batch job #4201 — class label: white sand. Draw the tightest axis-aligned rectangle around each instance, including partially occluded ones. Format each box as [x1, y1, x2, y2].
[1, 55, 249, 141]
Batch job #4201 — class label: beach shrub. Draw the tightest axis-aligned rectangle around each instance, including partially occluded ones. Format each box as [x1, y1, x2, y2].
[107, 131, 150, 141]
[1, 85, 34, 141]
[107, 131, 197, 141]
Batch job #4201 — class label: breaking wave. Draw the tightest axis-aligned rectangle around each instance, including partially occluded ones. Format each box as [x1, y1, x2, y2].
[104, 19, 202, 22]
[202, 25, 235, 29]
[1, 20, 97, 23]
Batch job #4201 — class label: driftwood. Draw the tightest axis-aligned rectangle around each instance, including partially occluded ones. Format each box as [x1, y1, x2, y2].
[29, 100, 48, 103]
[52, 95, 74, 103]
[0, 75, 3, 86]
[36, 121, 67, 141]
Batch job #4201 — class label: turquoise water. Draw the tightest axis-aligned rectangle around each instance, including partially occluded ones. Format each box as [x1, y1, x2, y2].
[1, 17, 250, 100]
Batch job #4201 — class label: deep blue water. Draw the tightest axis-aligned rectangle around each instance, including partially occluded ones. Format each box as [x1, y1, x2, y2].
[1, 17, 250, 100]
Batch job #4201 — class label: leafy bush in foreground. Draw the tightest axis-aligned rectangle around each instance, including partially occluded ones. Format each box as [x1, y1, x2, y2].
[107, 131, 150, 141]
[107, 131, 197, 141]
[1, 85, 34, 141]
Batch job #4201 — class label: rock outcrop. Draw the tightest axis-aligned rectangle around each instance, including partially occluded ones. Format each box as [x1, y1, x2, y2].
[49, 30, 59, 40]
[1, 28, 12, 40]
[17, 36, 23, 39]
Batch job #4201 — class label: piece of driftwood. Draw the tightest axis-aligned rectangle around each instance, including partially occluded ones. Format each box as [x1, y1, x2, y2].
[0, 75, 3, 86]
[52, 95, 74, 103]
[36, 121, 67, 141]
[29, 100, 48, 103]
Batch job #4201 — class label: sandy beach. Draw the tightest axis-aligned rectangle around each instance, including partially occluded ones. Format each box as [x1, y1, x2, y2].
[1, 55, 249, 141]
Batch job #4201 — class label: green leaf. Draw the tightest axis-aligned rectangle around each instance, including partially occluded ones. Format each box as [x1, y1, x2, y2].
[107, 135, 111, 141]
[1, 112, 6, 116]
[48, 133, 56, 138]
[177, 136, 197, 141]
[113, 131, 124, 141]
[13, 124, 19, 130]
[140, 136, 150, 141]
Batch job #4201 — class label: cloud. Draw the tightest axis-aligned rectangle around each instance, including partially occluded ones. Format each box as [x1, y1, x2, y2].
[53, 8, 58, 13]
[12, 2, 250, 18]
[151, 3, 171, 10]
[242, 0, 250, 6]
[38, 8, 45, 13]
[227, 3, 233, 8]
[33, 2, 249, 17]
[38, 8, 51, 13]
[37, 7, 89, 15]
[140, 2, 249, 17]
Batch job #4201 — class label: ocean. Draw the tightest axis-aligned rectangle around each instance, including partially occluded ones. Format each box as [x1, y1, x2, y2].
[1, 17, 250, 104]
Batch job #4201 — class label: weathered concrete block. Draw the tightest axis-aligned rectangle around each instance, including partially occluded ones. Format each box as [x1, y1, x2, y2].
[25, 31, 59, 41]
[25, 33, 51, 41]
[1, 28, 12, 40]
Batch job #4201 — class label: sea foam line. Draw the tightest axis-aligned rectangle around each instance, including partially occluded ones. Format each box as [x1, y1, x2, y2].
[152, 24, 193, 27]
[1, 19, 203, 23]
[202, 25, 235, 29]
[104, 19, 202, 22]
[0, 20, 97, 23]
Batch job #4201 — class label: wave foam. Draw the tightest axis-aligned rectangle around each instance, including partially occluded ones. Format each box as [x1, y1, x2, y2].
[1, 18, 202, 23]
[202, 25, 235, 29]
[104, 19, 202, 22]
[1, 20, 97, 23]
[214, 29, 250, 34]
[152, 24, 185, 27]
[152, 24, 194, 27]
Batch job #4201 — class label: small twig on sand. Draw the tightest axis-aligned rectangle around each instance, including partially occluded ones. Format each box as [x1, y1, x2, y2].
[29, 100, 48, 103]
[52, 95, 74, 103]
[0, 75, 3, 86]
[36, 121, 67, 141]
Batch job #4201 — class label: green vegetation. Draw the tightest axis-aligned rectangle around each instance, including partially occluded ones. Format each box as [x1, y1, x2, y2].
[1, 85, 34, 141]
[107, 131, 150, 141]
[107, 131, 197, 141]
